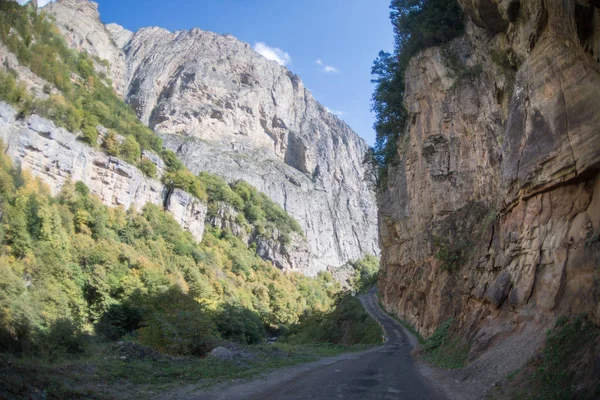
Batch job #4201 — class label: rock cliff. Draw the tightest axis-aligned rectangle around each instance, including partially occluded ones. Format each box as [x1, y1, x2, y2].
[45, 0, 379, 274]
[0, 102, 208, 241]
[378, 0, 600, 361]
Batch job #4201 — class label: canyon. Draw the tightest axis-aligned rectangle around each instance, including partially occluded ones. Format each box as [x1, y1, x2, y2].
[0, 0, 379, 275]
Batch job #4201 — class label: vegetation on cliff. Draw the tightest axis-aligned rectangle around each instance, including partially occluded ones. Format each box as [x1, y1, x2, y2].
[199, 172, 303, 240]
[0, 2, 304, 239]
[0, 1, 160, 152]
[0, 151, 380, 396]
[370, 0, 464, 184]
[0, 150, 335, 360]
[348, 254, 379, 293]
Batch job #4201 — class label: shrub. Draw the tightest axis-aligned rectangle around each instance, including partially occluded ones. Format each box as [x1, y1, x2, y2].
[95, 302, 144, 341]
[422, 318, 469, 369]
[197, 172, 244, 210]
[161, 149, 184, 172]
[137, 288, 218, 356]
[434, 236, 466, 272]
[102, 130, 120, 156]
[120, 135, 141, 164]
[349, 255, 379, 293]
[215, 304, 265, 345]
[139, 158, 157, 178]
[284, 295, 383, 345]
[164, 169, 207, 201]
[524, 317, 600, 400]
[28, 319, 87, 360]
[80, 125, 98, 146]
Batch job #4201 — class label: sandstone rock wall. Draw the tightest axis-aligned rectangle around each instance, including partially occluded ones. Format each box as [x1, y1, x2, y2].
[45, 0, 379, 274]
[378, 0, 600, 354]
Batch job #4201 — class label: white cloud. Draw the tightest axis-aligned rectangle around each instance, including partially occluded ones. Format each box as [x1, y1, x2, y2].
[325, 107, 345, 116]
[316, 59, 339, 73]
[254, 42, 291, 66]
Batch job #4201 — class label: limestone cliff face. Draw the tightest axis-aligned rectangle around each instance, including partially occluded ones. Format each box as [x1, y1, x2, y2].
[45, 0, 129, 96]
[0, 102, 207, 241]
[378, 0, 600, 356]
[45, 0, 379, 274]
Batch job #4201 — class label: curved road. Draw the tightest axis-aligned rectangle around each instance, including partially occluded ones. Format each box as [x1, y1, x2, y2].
[191, 289, 446, 400]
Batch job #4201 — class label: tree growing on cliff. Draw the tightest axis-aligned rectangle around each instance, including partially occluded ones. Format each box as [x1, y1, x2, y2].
[371, 0, 464, 185]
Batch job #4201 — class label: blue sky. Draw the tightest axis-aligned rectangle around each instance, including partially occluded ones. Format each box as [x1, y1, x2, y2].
[42, 0, 394, 144]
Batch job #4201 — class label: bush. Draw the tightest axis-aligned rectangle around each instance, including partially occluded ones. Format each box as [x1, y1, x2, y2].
[284, 295, 383, 345]
[164, 169, 207, 201]
[198, 172, 244, 210]
[524, 317, 600, 400]
[137, 289, 218, 356]
[230, 180, 303, 236]
[139, 158, 157, 178]
[96, 302, 144, 341]
[434, 236, 466, 272]
[120, 135, 141, 164]
[349, 255, 379, 293]
[102, 130, 120, 156]
[161, 149, 184, 172]
[28, 319, 87, 360]
[80, 125, 98, 146]
[215, 304, 265, 345]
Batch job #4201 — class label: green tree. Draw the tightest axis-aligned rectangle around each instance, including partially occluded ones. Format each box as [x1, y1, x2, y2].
[102, 130, 120, 157]
[139, 158, 157, 178]
[371, 0, 464, 184]
[120, 135, 141, 164]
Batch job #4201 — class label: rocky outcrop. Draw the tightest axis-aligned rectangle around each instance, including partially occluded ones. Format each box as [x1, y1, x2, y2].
[45, 0, 379, 274]
[0, 102, 207, 241]
[207, 202, 311, 273]
[378, 0, 600, 358]
[44, 0, 130, 96]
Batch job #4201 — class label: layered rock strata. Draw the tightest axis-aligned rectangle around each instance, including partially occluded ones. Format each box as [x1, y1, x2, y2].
[378, 0, 600, 355]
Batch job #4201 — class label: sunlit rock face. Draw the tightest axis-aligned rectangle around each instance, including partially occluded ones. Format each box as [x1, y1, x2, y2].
[378, 0, 600, 355]
[0, 102, 207, 242]
[42, 0, 379, 275]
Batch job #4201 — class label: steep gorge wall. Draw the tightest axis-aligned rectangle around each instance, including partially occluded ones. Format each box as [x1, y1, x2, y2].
[378, 0, 600, 357]
[45, 0, 379, 274]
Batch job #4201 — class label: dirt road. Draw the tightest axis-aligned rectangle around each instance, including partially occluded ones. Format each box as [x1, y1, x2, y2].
[185, 289, 446, 400]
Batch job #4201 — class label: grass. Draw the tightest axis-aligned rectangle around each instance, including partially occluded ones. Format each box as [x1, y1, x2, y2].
[421, 319, 470, 369]
[0, 341, 372, 399]
[376, 299, 469, 369]
[94, 343, 358, 386]
[519, 317, 599, 400]
[488, 317, 600, 400]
